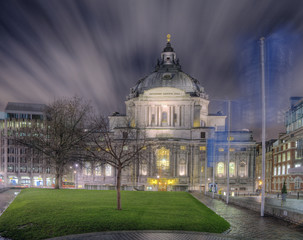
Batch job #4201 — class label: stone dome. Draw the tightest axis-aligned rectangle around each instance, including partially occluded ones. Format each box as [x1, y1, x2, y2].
[128, 42, 208, 99]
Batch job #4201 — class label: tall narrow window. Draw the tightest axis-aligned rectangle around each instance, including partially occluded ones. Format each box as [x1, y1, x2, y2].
[179, 160, 186, 176]
[229, 162, 235, 177]
[239, 161, 246, 177]
[162, 112, 167, 124]
[84, 162, 92, 176]
[217, 162, 224, 177]
[140, 161, 147, 176]
[105, 164, 112, 176]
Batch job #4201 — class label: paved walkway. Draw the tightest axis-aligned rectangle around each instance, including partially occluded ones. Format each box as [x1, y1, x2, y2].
[0, 188, 21, 240]
[191, 192, 303, 240]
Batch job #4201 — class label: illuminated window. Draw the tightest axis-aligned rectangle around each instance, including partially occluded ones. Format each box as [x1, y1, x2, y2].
[123, 145, 128, 151]
[282, 165, 285, 175]
[95, 166, 102, 176]
[278, 166, 281, 175]
[229, 148, 235, 152]
[278, 154, 281, 162]
[282, 153, 286, 162]
[179, 159, 186, 176]
[274, 155, 277, 164]
[227, 136, 234, 141]
[180, 146, 186, 150]
[217, 162, 224, 177]
[200, 146, 206, 151]
[287, 151, 290, 161]
[295, 163, 301, 168]
[218, 148, 224, 152]
[274, 167, 277, 176]
[287, 164, 290, 174]
[105, 164, 112, 176]
[229, 162, 235, 177]
[288, 142, 291, 149]
[156, 147, 170, 170]
[84, 162, 92, 176]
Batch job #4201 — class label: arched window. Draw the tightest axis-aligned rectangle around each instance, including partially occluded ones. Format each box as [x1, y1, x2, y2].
[156, 147, 170, 170]
[229, 162, 235, 177]
[179, 160, 186, 176]
[239, 161, 246, 177]
[84, 162, 92, 176]
[217, 162, 224, 177]
[95, 166, 102, 176]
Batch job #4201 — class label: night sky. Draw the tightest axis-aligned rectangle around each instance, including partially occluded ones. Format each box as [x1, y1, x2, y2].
[1, 0, 303, 140]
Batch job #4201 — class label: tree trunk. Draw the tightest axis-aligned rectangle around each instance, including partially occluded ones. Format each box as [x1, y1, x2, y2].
[54, 167, 62, 189]
[116, 165, 122, 210]
[54, 173, 60, 189]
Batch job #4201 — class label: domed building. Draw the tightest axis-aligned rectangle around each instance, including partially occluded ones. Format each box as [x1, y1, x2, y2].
[81, 37, 256, 193]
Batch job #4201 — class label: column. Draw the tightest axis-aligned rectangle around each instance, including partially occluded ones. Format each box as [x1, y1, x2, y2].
[177, 106, 181, 127]
[156, 106, 159, 126]
[168, 106, 171, 127]
[148, 106, 152, 126]
[159, 106, 162, 126]
[171, 106, 174, 126]
[145, 106, 148, 127]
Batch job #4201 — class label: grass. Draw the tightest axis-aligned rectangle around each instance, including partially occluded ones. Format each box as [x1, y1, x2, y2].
[0, 189, 230, 240]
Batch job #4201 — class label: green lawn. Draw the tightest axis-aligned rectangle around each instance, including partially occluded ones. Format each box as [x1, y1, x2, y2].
[0, 189, 230, 240]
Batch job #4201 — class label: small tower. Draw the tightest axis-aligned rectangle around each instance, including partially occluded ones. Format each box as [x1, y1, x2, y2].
[161, 34, 176, 65]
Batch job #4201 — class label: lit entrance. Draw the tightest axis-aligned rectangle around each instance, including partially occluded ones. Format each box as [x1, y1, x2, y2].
[147, 178, 178, 191]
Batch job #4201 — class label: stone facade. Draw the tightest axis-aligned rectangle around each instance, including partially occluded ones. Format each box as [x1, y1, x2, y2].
[80, 41, 256, 192]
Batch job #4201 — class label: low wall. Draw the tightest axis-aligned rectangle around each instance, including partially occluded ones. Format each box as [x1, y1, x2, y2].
[205, 192, 303, 225]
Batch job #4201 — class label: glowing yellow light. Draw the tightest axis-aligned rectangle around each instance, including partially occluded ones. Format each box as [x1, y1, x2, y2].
[200, 146, 206, 151]
[229, 148, 235, 152]
[219, 148, 224, 152]
[167, 34, 171, 42]
[259, 180, 263, 186]
[142, 146, 147, 150]
[180, 146, 186, 150]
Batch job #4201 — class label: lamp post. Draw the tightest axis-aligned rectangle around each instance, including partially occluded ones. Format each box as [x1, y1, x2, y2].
[260, 37, 266, 217]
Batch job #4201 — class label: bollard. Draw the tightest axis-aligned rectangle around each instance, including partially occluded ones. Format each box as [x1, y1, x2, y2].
[297, 192, 299, 200]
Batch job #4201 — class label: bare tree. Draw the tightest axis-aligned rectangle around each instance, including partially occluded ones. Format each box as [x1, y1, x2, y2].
[87, 116, 148, 210]
[17, 97, 93, 189]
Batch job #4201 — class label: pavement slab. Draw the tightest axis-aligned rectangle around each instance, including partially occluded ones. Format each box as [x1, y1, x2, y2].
[191, 192, 303, 240]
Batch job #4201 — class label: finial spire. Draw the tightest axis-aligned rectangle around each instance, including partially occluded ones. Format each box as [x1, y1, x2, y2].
[167, 34, 171, 42]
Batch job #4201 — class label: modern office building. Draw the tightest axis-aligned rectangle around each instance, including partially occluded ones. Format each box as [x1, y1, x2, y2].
[0, 102, 52, 187]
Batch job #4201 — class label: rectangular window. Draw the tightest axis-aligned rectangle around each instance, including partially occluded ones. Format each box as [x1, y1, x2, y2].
[282, 165, 285, 175]
[180, 146, 186, 150]
[282, 153, 286, 162]
[274, 155, 277, 164]
[288, 142, 291, 149]
[278, 154, 281, 162]
[278, 166, 281, 175]
[287, 151, 291, 161]
[287, 164, 290, 174]
[274, 167, 277, 176]
[200, 132, 205, 139]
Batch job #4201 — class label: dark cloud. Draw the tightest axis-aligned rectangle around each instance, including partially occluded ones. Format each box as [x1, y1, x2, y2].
[1, 0, 303, 140]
